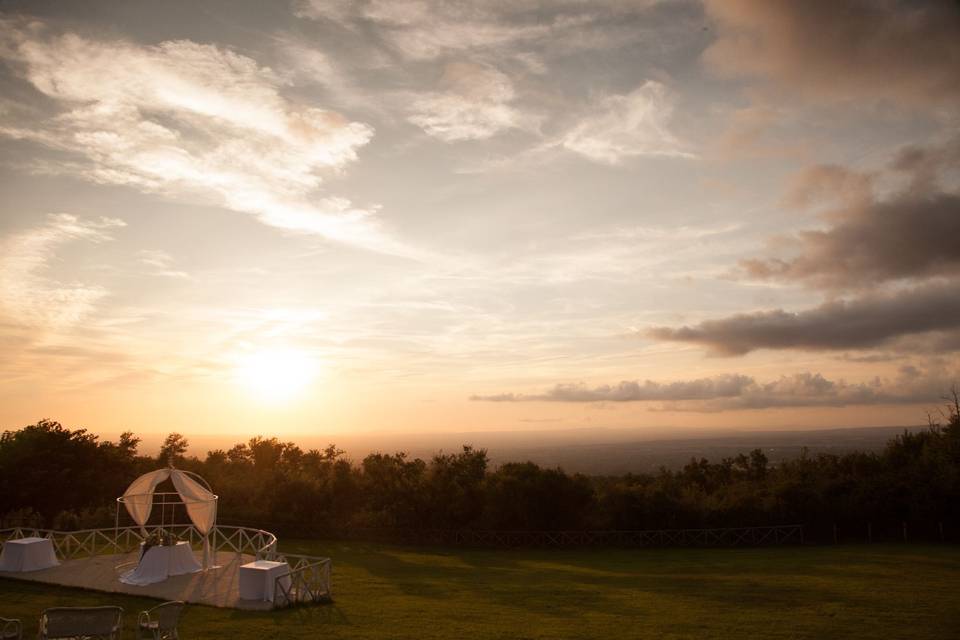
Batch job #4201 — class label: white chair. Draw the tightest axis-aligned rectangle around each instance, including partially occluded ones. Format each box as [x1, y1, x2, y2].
[0, 617, 21, 640]
[39, 606, 123, 640]
[137, 601, 185, 640]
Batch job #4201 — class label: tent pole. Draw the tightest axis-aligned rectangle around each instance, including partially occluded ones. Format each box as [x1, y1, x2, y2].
[203, 533, 210, 571]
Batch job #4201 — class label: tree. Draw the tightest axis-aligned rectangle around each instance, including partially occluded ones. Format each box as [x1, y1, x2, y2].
[159, 433, 189, 465]
[424, 446, 488, 528]
[360, 452, 426, 528]
[483, 462, 596, 530]
[0, 420, 143, 524]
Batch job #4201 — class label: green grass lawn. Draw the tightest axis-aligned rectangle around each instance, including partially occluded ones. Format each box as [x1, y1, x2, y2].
[1, 541, 958, 639]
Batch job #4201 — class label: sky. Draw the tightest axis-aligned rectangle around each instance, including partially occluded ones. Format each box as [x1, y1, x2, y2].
[1, 0, 959, 444]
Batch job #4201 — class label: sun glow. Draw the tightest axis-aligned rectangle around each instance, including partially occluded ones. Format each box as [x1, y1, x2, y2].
[232, 348, 319, 403]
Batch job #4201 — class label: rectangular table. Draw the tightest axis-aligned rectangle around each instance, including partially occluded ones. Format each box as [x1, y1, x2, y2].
[0, 537, 59, 572]
[239, 560, 291, 602]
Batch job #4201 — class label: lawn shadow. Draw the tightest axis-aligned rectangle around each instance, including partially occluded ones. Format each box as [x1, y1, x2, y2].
[310, 541, 960, 624]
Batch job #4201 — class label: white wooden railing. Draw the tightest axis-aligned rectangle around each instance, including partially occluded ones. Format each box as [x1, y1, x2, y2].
[0, 525, 330, 607]
[272, 553, 332, 606]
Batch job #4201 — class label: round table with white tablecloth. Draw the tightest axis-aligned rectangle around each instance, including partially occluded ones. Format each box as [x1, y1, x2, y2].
[119, 541, 202, 586]
[0, 537, 59, 572]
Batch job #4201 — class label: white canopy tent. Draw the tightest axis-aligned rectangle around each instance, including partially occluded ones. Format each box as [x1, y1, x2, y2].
[117, 468, 218, 570]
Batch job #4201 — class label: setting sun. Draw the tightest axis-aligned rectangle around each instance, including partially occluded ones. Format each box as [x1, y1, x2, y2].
[232, 348, 319, 403]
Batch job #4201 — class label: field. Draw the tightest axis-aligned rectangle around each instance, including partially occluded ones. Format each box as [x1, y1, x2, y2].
[1, 541, 958, 639]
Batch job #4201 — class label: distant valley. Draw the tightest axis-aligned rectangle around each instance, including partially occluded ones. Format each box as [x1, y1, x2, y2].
[142, 425, 923, 475]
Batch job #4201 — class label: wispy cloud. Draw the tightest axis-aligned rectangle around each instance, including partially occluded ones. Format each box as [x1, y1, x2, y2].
[294, 0, 687, 66]
[292, 3, 696, 166]
[0, 19, 406, 254]
[559, 82, 694, 164]
[576, 222, 741, 243]
[294, 0, 561, 62]
[0, 214, 125, 328]
[456, 80, 695, 171]
[407, 62, 538, 142]
[137, 250, 190, 280]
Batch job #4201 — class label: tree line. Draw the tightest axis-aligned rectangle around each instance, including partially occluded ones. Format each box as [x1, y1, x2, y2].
[1, 398, 957, 543]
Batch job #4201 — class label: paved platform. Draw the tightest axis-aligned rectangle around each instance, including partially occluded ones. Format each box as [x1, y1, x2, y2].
[0, 550, 274, 610]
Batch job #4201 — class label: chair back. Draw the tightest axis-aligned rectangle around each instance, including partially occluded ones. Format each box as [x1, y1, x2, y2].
[40, 606, 123, 640]
[152, 601, 185, 631]
[0, 617, 21, 640]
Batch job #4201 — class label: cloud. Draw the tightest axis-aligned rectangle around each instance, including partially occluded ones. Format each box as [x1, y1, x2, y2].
[472, 370, 946, 411]
[296, 0, 552, 60]
[474, 373, 754, 402]
[435, 79, 694, 171]
[703, 0, 960, 108]
[743, 139, 960, 289]
[743, 192, 960, 289]
[560, 81, 693, 164]
[837, 352, 902, 364]
[0, 214, 125, 328]
[137, 250, 190, 279]
[651, 135, 960, 357]
[712, 104, 795, 159]
[647, 279, 960, 356]
[407, 62, 537, 141]
[293, 4, 695, 165]
[293, 0, 646, 62]
[890, 136, 960, 193]
[0, 20, 405, 253]
[782, 164, 874, 210]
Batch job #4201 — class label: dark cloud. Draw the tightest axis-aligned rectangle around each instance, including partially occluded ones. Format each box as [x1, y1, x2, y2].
[742, 191, 960, 289]
[703, 0, 960, 107]
[472, 373, 754, 402]
[654, 134, 960, 356]
[891, 137, 960, 193]
[472, 370, 946, 411]
[744, 137, 960, 289]
[837, 353, 903, 364]
[647, 280, 960, 355]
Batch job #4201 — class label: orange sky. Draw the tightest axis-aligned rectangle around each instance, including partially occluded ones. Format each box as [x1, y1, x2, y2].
[0, 1, 958, 442]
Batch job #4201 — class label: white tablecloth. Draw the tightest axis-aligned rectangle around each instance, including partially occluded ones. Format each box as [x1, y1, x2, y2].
[239, 560, 291, 601]
[0, 537, 59, 572]
[120, 541, 202, 586]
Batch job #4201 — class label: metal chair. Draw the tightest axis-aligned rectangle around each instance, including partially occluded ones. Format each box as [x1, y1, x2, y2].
[39, 606, 122, 640]
[0, 617, 21, 640]
[137, 601, 185, 640]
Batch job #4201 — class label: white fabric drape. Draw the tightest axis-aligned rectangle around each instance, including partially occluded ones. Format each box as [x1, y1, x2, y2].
[121, 468, 218, 569]
[122, 469, 172, 535]
[168, 471, 217, 535]
[168, 470, 217, 569]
